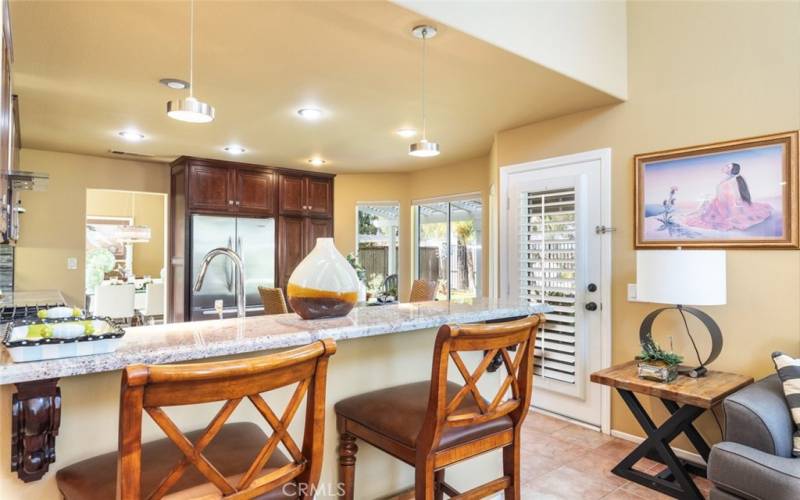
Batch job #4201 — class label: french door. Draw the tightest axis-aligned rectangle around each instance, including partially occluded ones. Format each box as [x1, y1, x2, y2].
[501, 150, 610, 429]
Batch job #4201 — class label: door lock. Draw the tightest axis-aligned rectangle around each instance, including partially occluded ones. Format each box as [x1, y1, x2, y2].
[585, 302, 598, 311]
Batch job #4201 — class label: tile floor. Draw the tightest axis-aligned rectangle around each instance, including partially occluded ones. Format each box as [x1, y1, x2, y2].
[520, 411, 711, 499]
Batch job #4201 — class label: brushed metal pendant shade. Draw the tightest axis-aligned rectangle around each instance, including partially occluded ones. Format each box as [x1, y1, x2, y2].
[409, 25, 440, 157]
[167, 0, 215, 123]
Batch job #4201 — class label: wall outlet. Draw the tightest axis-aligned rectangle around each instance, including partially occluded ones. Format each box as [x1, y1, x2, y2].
[67, 257, 78, 270]
[627, 283, 638, 301]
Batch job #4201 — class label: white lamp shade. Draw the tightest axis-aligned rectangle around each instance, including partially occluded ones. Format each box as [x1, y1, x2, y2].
[636, 250, 726, 306]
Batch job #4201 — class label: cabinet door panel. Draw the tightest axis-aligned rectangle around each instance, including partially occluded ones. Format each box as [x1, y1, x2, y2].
[278, 174, 305, 215]
[305, 177, 333, 218]
[188, 164, 232, 212]
[278, 216, 305, 288]
[304, 217, 333, 255]
[237, 168, 274, 215]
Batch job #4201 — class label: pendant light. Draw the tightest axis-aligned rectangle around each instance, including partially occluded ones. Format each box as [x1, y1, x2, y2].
[117, 195, 152, 244]
[167, 0, 215, 123]
[409, 25, 440, 158]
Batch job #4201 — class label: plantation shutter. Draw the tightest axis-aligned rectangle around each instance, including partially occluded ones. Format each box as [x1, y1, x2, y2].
[519, 188, 577, 384]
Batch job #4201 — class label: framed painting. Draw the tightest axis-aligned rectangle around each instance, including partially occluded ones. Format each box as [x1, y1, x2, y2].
[635, 131, 798, 249]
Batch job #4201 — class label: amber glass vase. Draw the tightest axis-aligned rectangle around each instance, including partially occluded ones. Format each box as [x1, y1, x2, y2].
[287, 238, 359, 320]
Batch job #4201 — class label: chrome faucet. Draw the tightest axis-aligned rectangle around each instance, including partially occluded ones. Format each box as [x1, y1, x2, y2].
[193, 247, 246, 319]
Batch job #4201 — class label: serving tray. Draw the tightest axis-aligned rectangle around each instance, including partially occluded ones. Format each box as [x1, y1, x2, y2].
[2, 315, 125, 362]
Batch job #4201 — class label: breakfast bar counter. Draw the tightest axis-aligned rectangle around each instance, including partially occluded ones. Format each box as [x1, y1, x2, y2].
[0, 298, 548, 497]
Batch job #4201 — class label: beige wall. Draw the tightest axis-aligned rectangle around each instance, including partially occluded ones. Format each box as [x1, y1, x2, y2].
[494, 0, 800, 443]
[86, 190, 166, 278]
[334, 155, 491, 300]
[16, 149, 170, 305]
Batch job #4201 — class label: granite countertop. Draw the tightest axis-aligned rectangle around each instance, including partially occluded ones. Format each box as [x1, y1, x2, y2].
[0, 298, 550, 385]
[0, 290, 67, 308]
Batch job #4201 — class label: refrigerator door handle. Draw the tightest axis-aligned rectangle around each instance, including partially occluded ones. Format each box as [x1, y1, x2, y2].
[226, 236, 234, 292]
[237, 235, 243, 302]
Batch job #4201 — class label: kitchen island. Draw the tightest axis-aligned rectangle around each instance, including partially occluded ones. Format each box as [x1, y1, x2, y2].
[0, 298, 548, 498]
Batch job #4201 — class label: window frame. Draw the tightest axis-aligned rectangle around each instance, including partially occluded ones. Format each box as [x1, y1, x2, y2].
[413, 192, 483, 301]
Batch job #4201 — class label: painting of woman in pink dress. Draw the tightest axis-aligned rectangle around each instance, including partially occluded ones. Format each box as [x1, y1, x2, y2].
[682, 163, 772, 231]
[636, 133, 797, 248]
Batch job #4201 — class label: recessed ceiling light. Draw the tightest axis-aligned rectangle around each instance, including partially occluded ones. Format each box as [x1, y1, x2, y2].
[308, 158, 326, 166]
[224, 145, 246, 155]
[159, 78, 190, 90]
[118, 130, 145, 142]
[396, 128, 417, 138]
[297, 108, 323, 120]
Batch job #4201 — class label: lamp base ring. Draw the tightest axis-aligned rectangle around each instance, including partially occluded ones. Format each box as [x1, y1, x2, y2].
[639, 305, 723, 375]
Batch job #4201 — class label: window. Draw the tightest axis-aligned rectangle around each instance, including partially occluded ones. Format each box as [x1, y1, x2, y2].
[356, 203, 400, 297]
[415, 197, 482, 300]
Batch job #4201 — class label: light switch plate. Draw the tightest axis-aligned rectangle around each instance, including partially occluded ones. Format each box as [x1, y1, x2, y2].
[67, 257, 78, 270]
[627, 283, 637, 301]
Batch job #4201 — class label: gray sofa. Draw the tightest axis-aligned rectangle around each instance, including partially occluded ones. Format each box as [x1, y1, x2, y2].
[708, 374, 800, 499]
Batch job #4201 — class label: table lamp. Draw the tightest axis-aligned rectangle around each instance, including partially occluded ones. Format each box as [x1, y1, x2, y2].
[636, 250, 726, 378]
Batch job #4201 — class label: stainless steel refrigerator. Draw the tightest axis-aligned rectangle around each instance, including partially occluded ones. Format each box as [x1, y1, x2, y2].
[190, 214, 275, 321]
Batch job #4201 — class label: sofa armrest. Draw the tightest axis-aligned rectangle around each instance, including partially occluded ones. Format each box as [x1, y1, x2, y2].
[723, 374, 795, 457]
[709, 442, 800, 500]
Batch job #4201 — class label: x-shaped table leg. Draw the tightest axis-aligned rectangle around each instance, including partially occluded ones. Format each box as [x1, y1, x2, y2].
[612, 389, 707, 499]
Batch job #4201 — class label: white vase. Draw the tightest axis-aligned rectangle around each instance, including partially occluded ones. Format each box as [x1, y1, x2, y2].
[358, 281, 367, 303]
[287, 238, 360, 319]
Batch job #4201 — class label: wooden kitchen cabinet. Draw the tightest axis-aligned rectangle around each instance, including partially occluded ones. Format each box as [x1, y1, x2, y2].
[277, 216, 305, 289]
[278, 173, 333, 218]
[169, 156, 335, 320]
[278, 174, 305, 216]
[236, 167, 275, 215]
[276, 216, 333, 289]
[304, 217, 333, 254]
[305, 176, 332, 217]
[187, 163, 232, 212]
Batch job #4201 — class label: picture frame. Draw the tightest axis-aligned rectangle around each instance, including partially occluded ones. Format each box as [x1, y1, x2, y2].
[635, 131, 798, 249]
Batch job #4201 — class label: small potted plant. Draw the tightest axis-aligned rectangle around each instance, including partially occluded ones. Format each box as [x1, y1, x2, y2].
[636, 336, 683, 383]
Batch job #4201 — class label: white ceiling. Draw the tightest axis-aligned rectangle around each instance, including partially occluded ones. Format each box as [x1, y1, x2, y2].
[10, 1, 620, 173]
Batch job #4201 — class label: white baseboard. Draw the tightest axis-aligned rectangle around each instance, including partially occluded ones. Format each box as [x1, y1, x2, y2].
[610, 429, 706, 465]
[531, 406, 603, 433]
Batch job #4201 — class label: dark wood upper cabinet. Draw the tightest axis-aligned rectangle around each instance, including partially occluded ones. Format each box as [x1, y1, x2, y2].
[188, 163, 232, 212]
[305, 177, 333, 218]
[278, 174, 305, 216]
[278, 174, 333, 218]
[236, 168, 275, 215]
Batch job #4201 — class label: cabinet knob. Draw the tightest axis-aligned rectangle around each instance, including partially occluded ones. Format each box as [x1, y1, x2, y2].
[235, 201, 240, 206]
[228, 200, 234, 206]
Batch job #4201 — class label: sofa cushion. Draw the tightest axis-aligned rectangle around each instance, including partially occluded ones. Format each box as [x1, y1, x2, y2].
[771, 352, 800, 456]
[708, 441, 800, 500]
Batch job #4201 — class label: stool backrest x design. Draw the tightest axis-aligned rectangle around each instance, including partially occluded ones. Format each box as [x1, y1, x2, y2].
[418, 315, 543, 454]
[117, 339, 337, 499]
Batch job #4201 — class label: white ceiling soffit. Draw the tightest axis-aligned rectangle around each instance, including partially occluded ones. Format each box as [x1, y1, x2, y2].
[393, 0, 629, 101]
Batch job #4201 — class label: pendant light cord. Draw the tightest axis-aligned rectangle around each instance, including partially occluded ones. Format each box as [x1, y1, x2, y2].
[189, 0, 194, 98]
[421, 28, 427, 141]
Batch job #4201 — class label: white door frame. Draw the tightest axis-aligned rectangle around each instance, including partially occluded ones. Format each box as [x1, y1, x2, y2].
[499, 148, 612, 434]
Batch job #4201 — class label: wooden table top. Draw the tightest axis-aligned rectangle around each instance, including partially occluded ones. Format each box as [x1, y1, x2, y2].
[590, 361, 753, 409]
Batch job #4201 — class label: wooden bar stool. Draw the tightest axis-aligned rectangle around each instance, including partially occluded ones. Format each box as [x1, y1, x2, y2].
[56, 339, 337, 499]
[334, 315, 542, 500]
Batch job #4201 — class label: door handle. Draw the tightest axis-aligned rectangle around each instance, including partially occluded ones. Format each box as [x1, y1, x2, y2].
[225, 237, 234, 292]
[585, 302, 598, 311]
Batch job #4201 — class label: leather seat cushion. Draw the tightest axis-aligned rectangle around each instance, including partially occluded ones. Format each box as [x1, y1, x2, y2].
[56, 422, 296, 500]
[334, 381, 513, 450]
